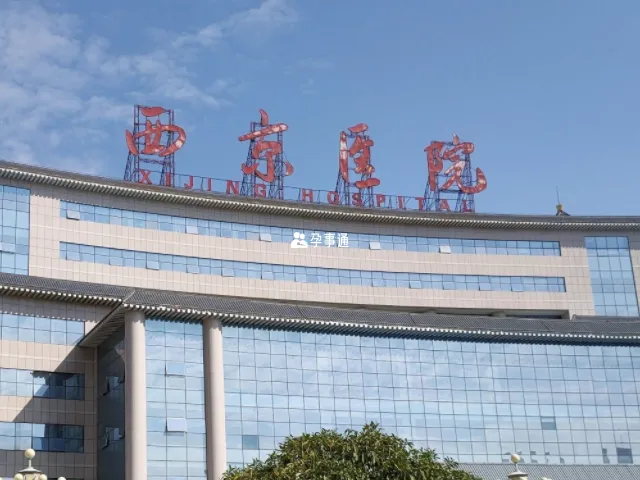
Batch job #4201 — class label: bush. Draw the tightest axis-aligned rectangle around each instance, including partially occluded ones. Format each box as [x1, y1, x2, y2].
[223, 423, 481, 480]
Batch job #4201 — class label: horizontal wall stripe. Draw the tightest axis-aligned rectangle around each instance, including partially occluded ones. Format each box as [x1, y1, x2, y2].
[60, 242, 566, 294]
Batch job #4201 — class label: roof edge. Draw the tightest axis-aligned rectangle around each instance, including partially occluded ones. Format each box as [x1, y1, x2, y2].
[78, 302, 640, 348]
[0, 272, 638, 347]
[1, 159, 640, 230]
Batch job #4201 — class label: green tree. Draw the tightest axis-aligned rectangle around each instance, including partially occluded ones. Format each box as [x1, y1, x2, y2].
[223, 423, 482, 480]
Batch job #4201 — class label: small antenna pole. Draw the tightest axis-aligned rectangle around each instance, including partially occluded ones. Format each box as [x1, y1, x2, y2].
[555, 186, 570, 216]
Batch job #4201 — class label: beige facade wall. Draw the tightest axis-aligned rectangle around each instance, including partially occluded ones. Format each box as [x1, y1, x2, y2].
[0, 297, 108, 480]
[19, 182, 640, 317]
[0, 175, 637, 478]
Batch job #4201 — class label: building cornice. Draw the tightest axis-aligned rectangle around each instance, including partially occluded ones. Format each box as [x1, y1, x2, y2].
[0, 272, 636, 348]
[1, 160, 640, 230]
[109, 303, 640, 346]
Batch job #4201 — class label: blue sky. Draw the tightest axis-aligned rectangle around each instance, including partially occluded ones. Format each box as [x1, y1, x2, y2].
[1, 0, 639, 215]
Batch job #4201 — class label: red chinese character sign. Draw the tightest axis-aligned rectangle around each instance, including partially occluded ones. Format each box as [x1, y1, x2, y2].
[238, 109, 293, 199]
[335, 123, 381, 207]
[117, 104, 489, 213]
[124, 106, 186, 187]
[424, 133, 487, 212]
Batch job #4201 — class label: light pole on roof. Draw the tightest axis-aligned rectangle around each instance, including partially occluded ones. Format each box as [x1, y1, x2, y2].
[507, 453, 553, 480]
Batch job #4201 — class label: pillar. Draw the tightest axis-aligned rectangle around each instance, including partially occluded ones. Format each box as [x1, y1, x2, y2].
[203, 317, 227, 480]
[125, 310, 147, 480]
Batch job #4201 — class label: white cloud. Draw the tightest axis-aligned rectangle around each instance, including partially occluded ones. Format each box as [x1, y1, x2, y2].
[0, 1, 240, 173]
[83, 36, 110, 69]
[0, 2, 108, 172]
[0, 0, 299, 174]
[151, 77, 222, 108]
[174, 0, 299, 49]
[223, 0, 298, 33]
[80, 96, 131, 123]
[174, 24, 223, 48]
[82, 38, 223, 108]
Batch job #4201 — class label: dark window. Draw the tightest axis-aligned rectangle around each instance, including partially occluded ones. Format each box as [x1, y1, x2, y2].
[540, 416, 557, 430]
[0, 421, 83, 453]
[242, 434, 260, 450]
[617, 447, 633, 464]
[1, 369, 84, 400]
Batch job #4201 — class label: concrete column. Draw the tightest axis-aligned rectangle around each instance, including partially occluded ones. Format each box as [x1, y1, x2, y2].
[203, 317, 227, 480]
[125, 310, 147, 480]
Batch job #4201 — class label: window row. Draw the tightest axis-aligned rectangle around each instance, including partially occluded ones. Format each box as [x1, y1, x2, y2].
[147, 389, 205, 405]
[224, 364, 640, 388]
[585, 236, 631, 250]
[225, 385, 640, 409]
[146, 417, 207, 434]
[0, 313, 84, 345]
[0, 422, 83, 453]
[227, 423, 640, 447]
[225, 407, 640, 430]
[585, 236, 639, 317]
[224, 384, 640, 408]
[147, 445, 206, 463]
[60, 201, 561, 256]
[0, 186, 30, 201]
[148, 403, 205, 419]
[224, 330, 640, 357]
[227, 436, 636, 466]
[60, 243, 566, 293]
[147, 360, 204, 379]
[147, 335, 203, 352]
[225, 345, 640, 368]
[0, 368, 84, 400]
[147, 431, 206, 448]
[147, 458, 206, 480]
[148, 372, 204, 390]
[223, 376, 640, 396]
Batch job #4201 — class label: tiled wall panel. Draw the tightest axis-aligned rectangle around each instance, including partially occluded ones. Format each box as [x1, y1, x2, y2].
[0, 297, 105, 480]
[23, 185, 610, 316]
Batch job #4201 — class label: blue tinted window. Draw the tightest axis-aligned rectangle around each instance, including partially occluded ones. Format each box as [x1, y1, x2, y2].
[224, 327, 640, 467]
[59, 201, 561, 256]
[0, 186, 29, 275]
[0, 368, 84, 400]
[586, 237, 639, 316]
[0, 313, 83, 345]
[60, 242, 566, 294]
[146, 319, 206, 480]
[0, 421, 83, 452]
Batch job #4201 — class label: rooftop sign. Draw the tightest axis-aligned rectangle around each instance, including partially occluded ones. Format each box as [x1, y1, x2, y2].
[123, 106, 488, 213]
